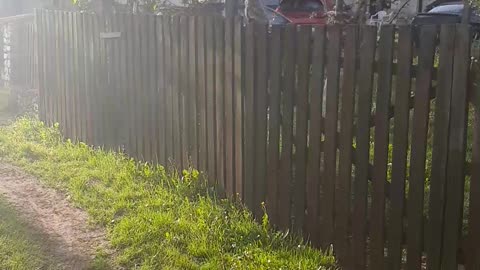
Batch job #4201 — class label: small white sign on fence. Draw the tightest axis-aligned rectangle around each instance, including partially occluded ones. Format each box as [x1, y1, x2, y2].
[100, 32, 122, 39]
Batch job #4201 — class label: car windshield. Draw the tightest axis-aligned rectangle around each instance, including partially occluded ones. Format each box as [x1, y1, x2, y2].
[279, 0, 324, 12]
[428, 4, 463, 15]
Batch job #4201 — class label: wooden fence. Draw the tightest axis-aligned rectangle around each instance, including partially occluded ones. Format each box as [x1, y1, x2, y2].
[0, 14, 37, 91]
[34, 9, 480, 270]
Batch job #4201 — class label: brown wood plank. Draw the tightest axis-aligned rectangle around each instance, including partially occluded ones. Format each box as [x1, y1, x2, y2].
[266, 25, 282, 225]
[55, 11, 67, 137]
[50, 11, 60, 127]
[334, 24, 356, 267]
[133, 15, 144, 159]
[34, 9, 46, 121]
[125, 14, 136, 156]
[467, 62, 480, 270]
[233, 16, 244, 199]
[293, 25, 311, 233]
[110, 13, 121, 148]
[352, 25, 376, 270]
[305, 25, 326, 244]
[322, 24, 341, 246]
[90, 13, 98, 145]
[172, 16, 182, 165]
[406, 25, 437, 270]
[386, 25, 413, 270]
[206, 16, 216, 183]
[441, 24, 470, 270]
[197, 16, 207, 173]
[147, 15, 157, 163]
[44, 11, 54, 125]
[180, 16, 189, 168]
[83, 13, 95, 145]
[140, 15, 152, 160]
[48, 11, 56, 126]
[77, 12, 87, 144]
[102, 13, 113, 148]
[426, 24, 455, 270]
[244, 22, 255, 209]
[156, 16, 166, 165]
[215, 17, 225, 191]
[163, 16, 173, 163]
[224, 17, 234, 197]
[188, 16, 198, 169]
[369, 25, 394, 270]
[253, 22, 268, 218]
[278, 24, 296, 230]
[72, 12, 81, 142]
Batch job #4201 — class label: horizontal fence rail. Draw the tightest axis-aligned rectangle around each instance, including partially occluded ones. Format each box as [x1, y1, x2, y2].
[34, 9, 480, 270]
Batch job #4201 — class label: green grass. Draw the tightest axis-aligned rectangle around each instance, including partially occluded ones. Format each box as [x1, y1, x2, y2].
[0, 197, 58, 270]
[0, 118, 336, 270]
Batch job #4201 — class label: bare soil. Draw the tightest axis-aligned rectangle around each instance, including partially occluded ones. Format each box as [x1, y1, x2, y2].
[0, 163, 109, 270]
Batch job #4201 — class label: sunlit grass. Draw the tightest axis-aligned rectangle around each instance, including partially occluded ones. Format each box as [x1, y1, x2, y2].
[0, 118, 337, 269]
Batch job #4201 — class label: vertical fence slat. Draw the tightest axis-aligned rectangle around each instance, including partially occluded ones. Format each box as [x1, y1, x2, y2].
[206, 16, 216, 182]
[322, 24, 341, 246]
[57, 11, 67, 137]
[35, 9, 46, 121]
[78, 13, 87, 144]
[163, 16, 173, 163]
[306, 25, 326, 243]
[278, 24, 296, 230]
[197, 16, 207, 173]
[233, 16, 243, 199]
[406, 25, 437, 270]
[215, 17, 225, 191]
[293, 25, 311, 233]
[131, 15, 143, 160]
[148, 15, 157, 163]
[141, 15, 152, 160]
[83, 13, 94, 144]
[156, 16, 166, 164]
[180, 16, 189, 168]
[188, 16, 198, 169]
[253, 22, 268, 218]
[244, 22, 255, 209]
[172, 16, 182, 164]
[70, 11, 78, 140]
[72, 12, 81, 140]
[224, 17, 234, 197]
[426, 24, 455, 270]
[125, 14, 135, 155]
[441, 24, 470, 270]
[352, 25, 376, 270]
[335, 24, 357, 267]
[387, 25, 413, 270]
[370, 24, 394, 270]
[266, 25, 282, 224]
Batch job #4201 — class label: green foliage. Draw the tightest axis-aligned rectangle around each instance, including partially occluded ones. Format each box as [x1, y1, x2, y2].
[0, 118, 337, 270]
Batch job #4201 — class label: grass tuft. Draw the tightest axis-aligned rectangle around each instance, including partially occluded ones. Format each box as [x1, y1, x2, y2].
[0, 118, 337, 269]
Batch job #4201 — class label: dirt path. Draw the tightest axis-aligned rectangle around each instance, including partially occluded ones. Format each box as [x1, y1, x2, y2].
[0, 163, 109, 269]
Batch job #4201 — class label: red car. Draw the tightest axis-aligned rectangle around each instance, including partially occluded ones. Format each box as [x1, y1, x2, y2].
[275, 0, 333, 25]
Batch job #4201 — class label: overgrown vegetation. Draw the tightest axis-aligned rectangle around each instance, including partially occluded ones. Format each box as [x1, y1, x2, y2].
[0, 198, 58, 270]
[0, 118, 336, 269]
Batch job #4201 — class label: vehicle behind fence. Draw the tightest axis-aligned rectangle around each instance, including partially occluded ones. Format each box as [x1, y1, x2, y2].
[6, 8, 480, 269]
